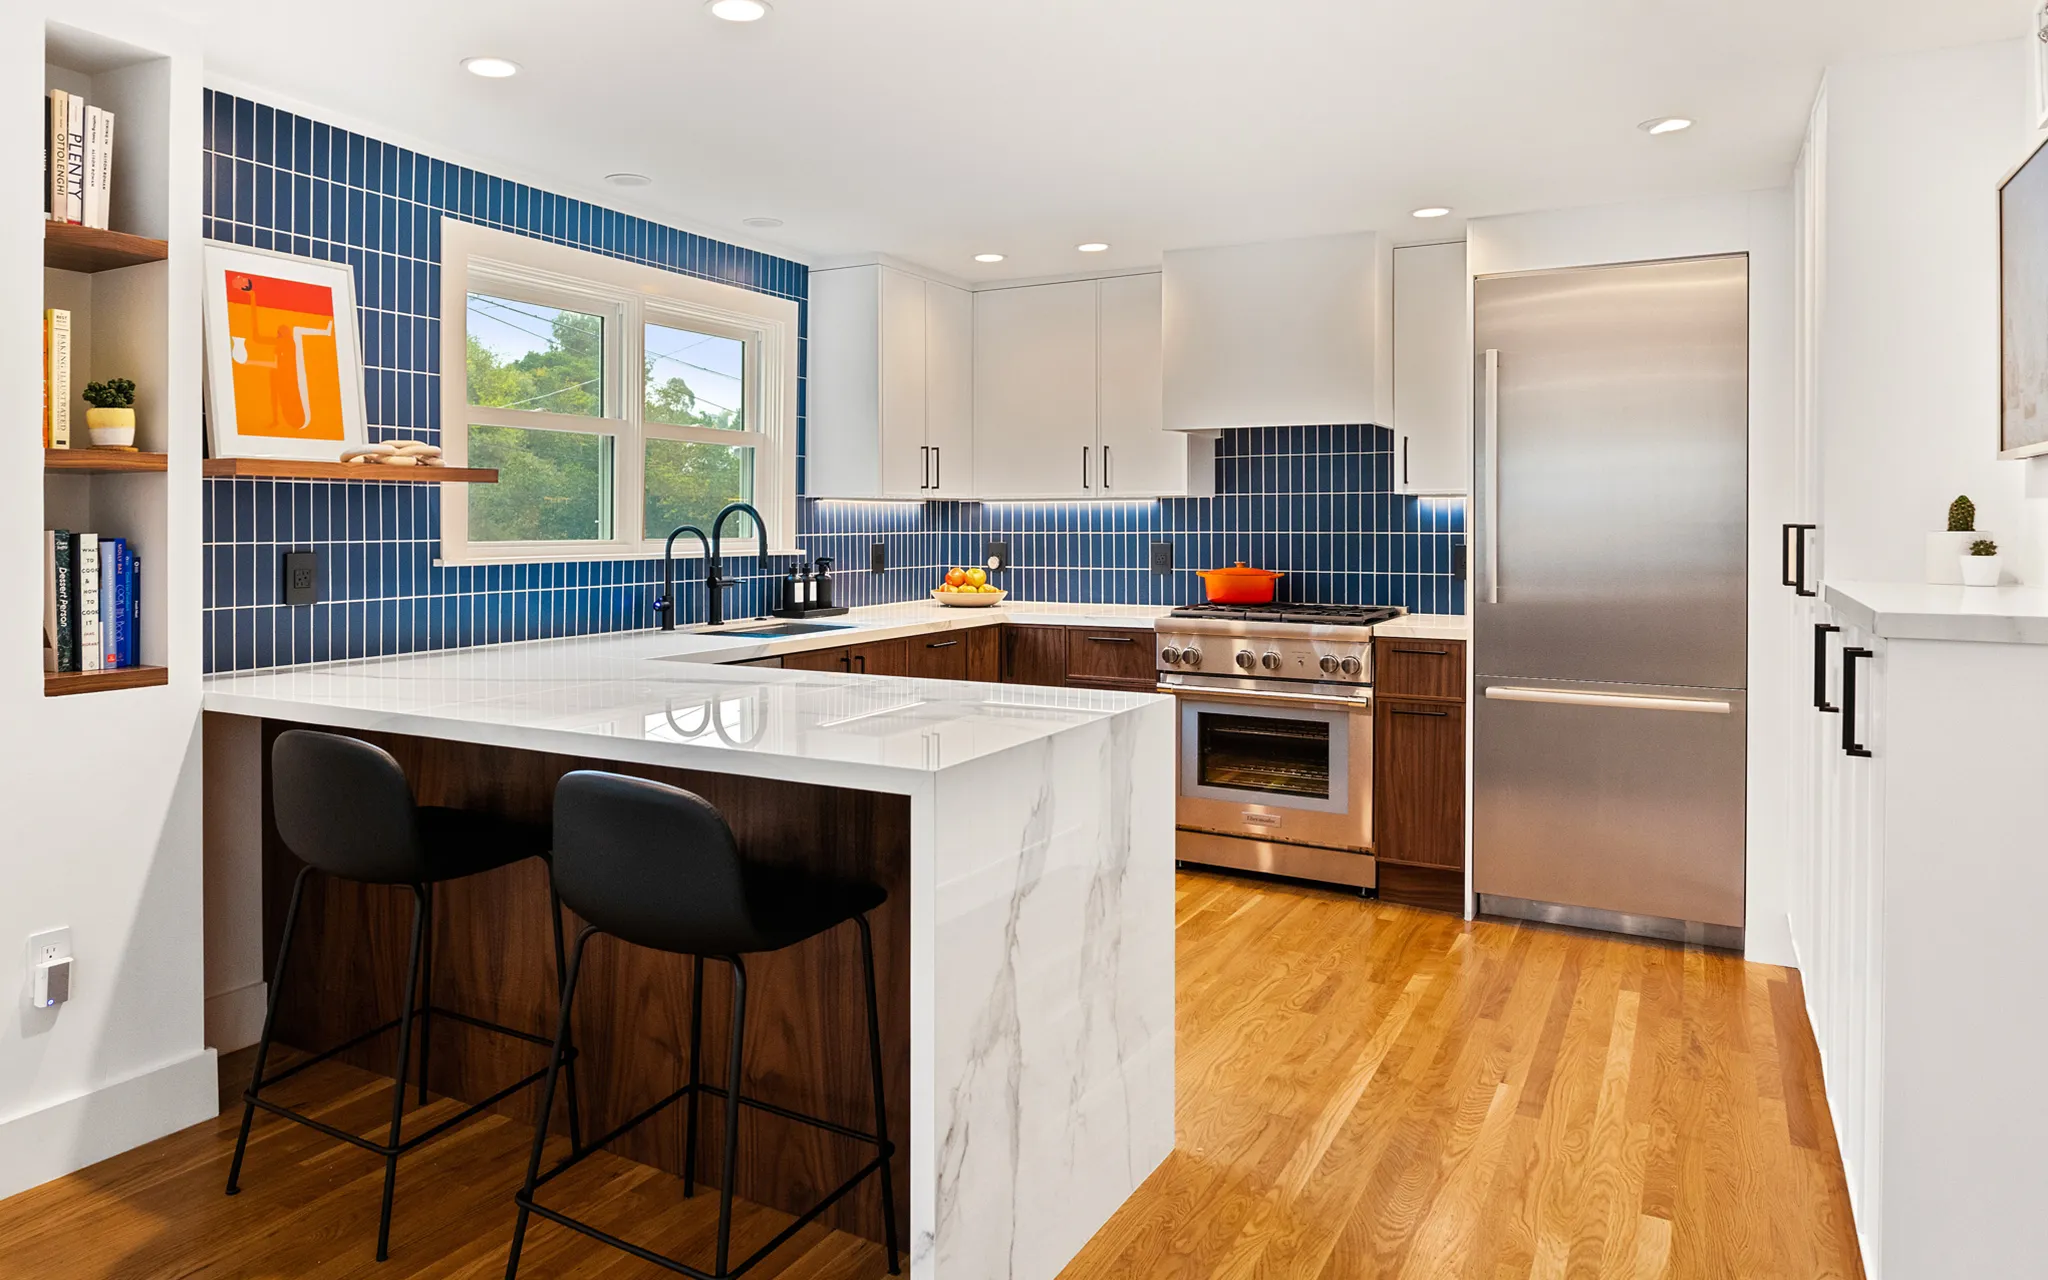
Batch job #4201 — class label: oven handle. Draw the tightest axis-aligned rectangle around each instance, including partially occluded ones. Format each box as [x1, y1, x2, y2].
[1158, 683, 1372, 712]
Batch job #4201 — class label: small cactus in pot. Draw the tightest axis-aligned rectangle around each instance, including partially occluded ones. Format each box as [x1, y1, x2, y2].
[1947, 495, 1976, 532]
[81, 378, 137, 448]
[1960, 536, 2002, 587]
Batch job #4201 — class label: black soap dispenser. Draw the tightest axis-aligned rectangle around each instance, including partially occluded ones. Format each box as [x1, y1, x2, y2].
[813, 557, 836, 610]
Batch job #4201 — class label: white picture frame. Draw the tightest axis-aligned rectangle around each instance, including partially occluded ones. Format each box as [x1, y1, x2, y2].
[200, 242, 368, 461]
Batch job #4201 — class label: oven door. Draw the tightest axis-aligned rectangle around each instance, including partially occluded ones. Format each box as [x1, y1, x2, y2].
[1173, 686, 1373, 852]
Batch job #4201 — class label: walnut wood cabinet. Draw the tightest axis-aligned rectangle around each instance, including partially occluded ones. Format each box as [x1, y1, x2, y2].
[1372, 638, 1467, 913]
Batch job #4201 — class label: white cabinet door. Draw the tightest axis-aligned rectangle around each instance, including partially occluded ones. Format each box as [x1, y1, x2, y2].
[1098, 273, 1184, 495]
[973, 280, 1098, 497]
[1392, 240, 1469, 494]
[924, 280, 974, 497]
[878, 267, 928, 497]
[804, 266, 881, 498]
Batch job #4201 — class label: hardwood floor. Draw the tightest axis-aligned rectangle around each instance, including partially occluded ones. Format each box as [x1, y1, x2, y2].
[0, 872, 1862, 1278]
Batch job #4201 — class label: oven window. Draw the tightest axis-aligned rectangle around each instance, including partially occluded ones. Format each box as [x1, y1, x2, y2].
[1195, 712, 1332, 799]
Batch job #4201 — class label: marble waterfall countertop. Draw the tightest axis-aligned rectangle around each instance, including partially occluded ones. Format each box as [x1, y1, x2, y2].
[1825, 581, 2048, 645]
[202, 599, 1180, 1279]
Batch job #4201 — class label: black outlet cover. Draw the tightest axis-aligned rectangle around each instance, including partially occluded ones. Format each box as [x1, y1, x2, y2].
[1150, 541, 1174, 575]
[870, 542, 888, 575]
[283, 550, 320, 605]
[985, 540, 1010, 572]
[1451, 542, 1469, 580]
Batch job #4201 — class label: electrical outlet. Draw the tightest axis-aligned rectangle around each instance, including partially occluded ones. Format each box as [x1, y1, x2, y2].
[870, 542, 888, 575]
[985, 540, 1010, 572]
[1150, 541, 1174, 575]
[28, 928, 71, 1009]
[30, 928, 70, 967]
[1451, 542, 1469, 580]
[282, 550, 320, 605]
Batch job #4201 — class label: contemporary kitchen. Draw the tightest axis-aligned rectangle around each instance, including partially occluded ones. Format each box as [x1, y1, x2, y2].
[5, 4, 2048, 1279]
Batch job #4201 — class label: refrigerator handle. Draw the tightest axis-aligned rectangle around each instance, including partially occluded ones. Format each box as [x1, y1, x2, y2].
[1813, 623, 1840, 712]
[1842, 647, 1874, 756]
[1479, 349, 1501, 604]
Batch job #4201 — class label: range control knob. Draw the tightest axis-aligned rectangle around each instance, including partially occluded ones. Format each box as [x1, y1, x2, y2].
[1235, 649, 1256, 671]
[1319, 654, 1341, 675]
[1182, 647, 1203, 669]
[1339, 655, 1363, 677]
[1261, 652, 1282, 671]
[1160, 647, 1182, 666]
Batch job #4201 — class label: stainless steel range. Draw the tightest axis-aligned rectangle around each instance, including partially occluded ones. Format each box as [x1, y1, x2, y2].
[1154, 602, 1406, 891]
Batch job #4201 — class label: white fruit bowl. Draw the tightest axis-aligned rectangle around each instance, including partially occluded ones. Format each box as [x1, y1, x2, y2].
[932, 588, 1006, 607]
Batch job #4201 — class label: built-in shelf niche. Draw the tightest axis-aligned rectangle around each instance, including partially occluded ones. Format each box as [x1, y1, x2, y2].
[42, 21, 175, 693]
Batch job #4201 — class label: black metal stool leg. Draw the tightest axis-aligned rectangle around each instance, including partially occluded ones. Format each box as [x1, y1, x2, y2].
[683, 954, 705, 1198]
[416, 883, 435, 1106]
[506, 925, 595, 1280]
[857, 914, 901, 1275]
[226, 864, 312, 1197]
[714, 955, 748, 1278]
[375, 884, 431, 1262]
[547, 882, 583, 1154]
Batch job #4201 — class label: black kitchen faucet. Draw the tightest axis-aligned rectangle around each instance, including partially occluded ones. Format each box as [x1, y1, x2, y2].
[654, 503, 774, 630]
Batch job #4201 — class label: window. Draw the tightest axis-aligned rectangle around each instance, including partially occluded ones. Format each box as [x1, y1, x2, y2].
[438, 220, 798, 563]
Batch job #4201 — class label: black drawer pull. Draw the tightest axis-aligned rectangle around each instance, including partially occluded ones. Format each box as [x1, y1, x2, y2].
[1391, 645, 1450, 656]
[1085, 635, 1137, 644]
[1391, 706, 1450, 717]
[925, 639, 960, 650]
[1842, 647, 1873, 757]
[1813, 623, 1839, 712]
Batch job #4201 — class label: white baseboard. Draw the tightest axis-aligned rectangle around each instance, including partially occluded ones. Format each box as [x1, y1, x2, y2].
[0, 1048, 219, 1202]
[205, 980, 268, 1053]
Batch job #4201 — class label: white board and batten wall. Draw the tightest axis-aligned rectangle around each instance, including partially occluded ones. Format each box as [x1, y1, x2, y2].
[808, 263, 1213, 500]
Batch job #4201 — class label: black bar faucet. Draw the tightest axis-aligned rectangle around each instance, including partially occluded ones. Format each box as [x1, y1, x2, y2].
[654, 524, 710, 632]
[705, 502, 772, 628]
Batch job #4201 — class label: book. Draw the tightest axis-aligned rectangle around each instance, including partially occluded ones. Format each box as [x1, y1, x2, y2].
[45, 310, 71, 449]
[64, 91, 84, 225]
[42, 532, 60, 673]
[43, 93, 51, 219]
[47, 90, 67, 222]
[94, 107, 114, 230]
[77, 533, 100, 673]
[128, 553, 140, 667]
[103, 538, 126, 669]
[84, 106, 104, 230]
[51, 532, 76, 674]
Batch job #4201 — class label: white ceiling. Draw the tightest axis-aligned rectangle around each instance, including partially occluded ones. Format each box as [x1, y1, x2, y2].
[178, 0, 2026, 281]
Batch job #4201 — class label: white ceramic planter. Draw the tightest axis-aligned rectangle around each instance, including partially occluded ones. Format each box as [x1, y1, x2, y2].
[84, 406, 135, 448]
[1926, 531, 1982, 583]
[1959, 553, 2003, 587]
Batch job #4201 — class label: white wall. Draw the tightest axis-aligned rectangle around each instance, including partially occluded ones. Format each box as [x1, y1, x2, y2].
[1818, 39, 2048, 585]
[1468, 189, 1799, 967]
[0, 1, 214, 1199]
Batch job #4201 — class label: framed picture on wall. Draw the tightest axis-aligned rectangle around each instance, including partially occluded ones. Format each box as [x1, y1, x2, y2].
[200, 243, 368, 461]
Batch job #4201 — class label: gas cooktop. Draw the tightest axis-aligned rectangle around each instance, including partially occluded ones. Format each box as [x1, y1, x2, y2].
[1167, 602, 1408, 627]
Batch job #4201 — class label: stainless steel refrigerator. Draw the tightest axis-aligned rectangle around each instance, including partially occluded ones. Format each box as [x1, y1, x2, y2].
[1471, 255, 1748, 949]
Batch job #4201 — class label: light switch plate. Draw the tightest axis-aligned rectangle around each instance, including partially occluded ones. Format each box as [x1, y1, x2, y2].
[870, 542, 888, 575]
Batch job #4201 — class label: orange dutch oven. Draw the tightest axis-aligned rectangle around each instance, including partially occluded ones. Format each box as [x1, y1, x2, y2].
[1196, 562, 1285, 604]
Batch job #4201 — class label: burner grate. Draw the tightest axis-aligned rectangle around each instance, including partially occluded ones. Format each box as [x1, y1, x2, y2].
[1169, 602, 1407, 626]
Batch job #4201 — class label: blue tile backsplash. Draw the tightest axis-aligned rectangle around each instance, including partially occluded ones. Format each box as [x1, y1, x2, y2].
[201, 91, 1463, 673]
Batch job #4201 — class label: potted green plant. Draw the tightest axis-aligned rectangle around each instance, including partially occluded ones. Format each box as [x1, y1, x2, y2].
[1925, 494, 1989, 584]
[81, 378, 137, 448]
[1961, 537, 2003, 587]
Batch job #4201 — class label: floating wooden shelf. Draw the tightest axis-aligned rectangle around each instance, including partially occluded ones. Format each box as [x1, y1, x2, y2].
[44, 447, 169, 474]
[202, 459, 498, 483]
[45, 666, 170, 697]
[45, 221, 170, 273]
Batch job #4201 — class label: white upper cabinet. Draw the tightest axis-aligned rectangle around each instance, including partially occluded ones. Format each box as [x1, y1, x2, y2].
[1391, 240, 1470, 494]
[972, 280, 1100, 498]
[807, 264, 971, 498]
[1162, 232, 1389, 432]
[1098, 273, 1183, 495]
[923, 280, 974, 497]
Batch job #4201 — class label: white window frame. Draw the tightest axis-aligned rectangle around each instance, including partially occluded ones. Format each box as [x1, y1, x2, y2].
[438, 219, 800, 564]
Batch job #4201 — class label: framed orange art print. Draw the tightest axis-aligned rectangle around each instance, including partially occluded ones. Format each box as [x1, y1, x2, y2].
[201, 243, 368, 460]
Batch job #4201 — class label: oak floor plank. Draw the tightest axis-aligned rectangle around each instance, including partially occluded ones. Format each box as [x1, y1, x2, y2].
[0, 873, 1862, 1280]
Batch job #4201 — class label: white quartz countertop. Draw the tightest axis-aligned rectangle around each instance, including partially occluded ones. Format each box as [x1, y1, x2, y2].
[1374, 612, 1470, 641]
[1825, 581, 2048, 645]
[202, 600, 1171, 793]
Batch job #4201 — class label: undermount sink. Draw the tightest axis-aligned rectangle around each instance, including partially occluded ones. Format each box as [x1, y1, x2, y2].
[709, 621, 854, 639]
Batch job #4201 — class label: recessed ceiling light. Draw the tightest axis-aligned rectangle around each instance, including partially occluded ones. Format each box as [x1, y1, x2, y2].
[461, 56, 520, 78]
[708, 0, 769, 20]
[605, 172, 653, 188]
[1077, 242, 1109, 253]
[1639, 116, 1693, 135]
[742, 216, 784, 228]
[974, 253, 1006, 263]
[1411, 207, 1451, 219]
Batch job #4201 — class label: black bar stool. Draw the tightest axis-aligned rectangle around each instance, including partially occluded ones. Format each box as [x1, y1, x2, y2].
[506, 770, 899, 1280]
[226, 729, 583, 1262]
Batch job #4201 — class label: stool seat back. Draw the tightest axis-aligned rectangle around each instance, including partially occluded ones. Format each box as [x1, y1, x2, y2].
[551, 771, 758, 954]
[272, 730, 426, 884]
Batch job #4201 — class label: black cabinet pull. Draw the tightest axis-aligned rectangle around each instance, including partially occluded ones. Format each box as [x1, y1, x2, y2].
[1391, 706, 1449, 717]
[1086, 635, 1136, 644]
[839, 653, 851, 672]
[1402, 435, 1410, 486]
[1783, 523, 1818, 596]
[933, 447, 941, 489]
[920, 446, 930, 490]
[1813, 623, 1839, 712]
[1391, 645, 1449, 656]
[926, 639, 959, 650]
[1103, 446, 1112, 489]
[1081, 446, 1091, 489]
[1842, 646, 1873, 757]
[855, 654, 868, 673]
